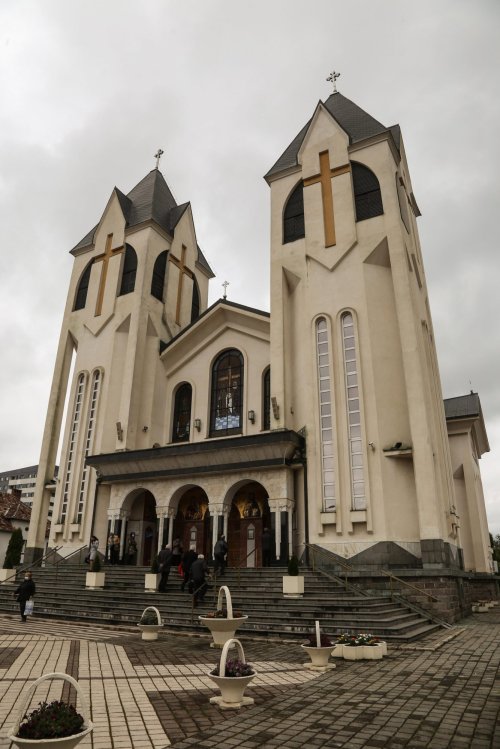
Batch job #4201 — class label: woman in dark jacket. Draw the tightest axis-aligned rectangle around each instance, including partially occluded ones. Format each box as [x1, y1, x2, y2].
[15, 571, 36, 622]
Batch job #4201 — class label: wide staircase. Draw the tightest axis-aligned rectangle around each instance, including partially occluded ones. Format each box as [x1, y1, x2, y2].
[0, 564, 445, 642]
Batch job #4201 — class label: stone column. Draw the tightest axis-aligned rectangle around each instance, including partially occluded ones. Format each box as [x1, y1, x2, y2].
[119, 511, 129, 561]
[209, 501, 230, 555]
[167, 507, 175, 548]
[156, 509, 166, 554]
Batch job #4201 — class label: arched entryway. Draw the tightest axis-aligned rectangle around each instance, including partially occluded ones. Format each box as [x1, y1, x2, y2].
[227, 482, 273, 568]
[172, 487, 211, 557]
[119, 489, 158, 566]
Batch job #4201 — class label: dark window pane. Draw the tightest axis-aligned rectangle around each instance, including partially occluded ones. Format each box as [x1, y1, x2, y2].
[151, 250, 167, 301]
[352, 162, 383, 222]
[74, 262, 92, 311]
[119, 244, 137, 296]
[210, 349, 243, 436]
[172, 383, 192, 442]
[283, 183, 305, 244]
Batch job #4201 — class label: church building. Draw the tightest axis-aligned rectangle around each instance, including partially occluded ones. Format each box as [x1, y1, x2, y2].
[26, 85, 494, 579]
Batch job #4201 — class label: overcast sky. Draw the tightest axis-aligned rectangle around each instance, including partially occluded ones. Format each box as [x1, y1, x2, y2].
[1, 1, 499, 533]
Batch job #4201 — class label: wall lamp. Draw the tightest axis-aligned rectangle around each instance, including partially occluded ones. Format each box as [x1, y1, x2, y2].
[194, 418, 202, 432]
[116, 421, 123, 441]
[271, 396, 280, 420]
[248, 410, 256, 423]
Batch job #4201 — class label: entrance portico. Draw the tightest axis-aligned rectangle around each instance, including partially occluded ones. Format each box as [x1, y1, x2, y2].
[88, 431, 304, 566]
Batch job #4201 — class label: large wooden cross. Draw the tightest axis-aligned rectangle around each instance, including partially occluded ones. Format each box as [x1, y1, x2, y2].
[93, 233, 124, 316]
[303, 151, 351, 247]
[169, 245, 193, 325]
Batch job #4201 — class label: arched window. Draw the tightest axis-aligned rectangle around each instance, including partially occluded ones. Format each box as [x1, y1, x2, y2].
[210, 349, 244, 436]
[191, 278, 200, 322]
[342, 312, 366, 510]
[352, 162, 383, 222]
[283, 182, 305, 244]
[262, 367, 271, 431]
[118, 244, 137, 296]
[151, 250, 167, 301]
[172, 383, 192, 443]
[74, 261, 92, 311]
[316, 318, 336, 511]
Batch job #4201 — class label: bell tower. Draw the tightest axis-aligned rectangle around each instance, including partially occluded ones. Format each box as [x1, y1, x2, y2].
[265, 86, 458, 568]
[26, 161, 214, 562]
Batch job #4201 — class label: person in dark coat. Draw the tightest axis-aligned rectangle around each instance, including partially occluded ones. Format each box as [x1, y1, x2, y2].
[15, 571, 36, 622]
[180, 545, 197, 592]
[213, 534, 228, 576]
[171, 538, 183, 567]
[157, 545, 173, 592]
[190, 554, 208, 606]
[262, 527, 273, 567]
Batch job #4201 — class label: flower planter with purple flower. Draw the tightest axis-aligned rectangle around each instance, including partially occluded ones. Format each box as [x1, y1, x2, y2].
[208, 638, 256, 709]
[199, 586, 248, 648]
[301, 620, 336, 671]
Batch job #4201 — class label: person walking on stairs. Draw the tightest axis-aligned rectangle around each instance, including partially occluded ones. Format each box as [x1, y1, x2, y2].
[157, 545, 173, 592]
[14, 571, 36, 622]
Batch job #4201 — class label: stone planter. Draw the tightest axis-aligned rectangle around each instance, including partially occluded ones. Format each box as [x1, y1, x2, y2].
[342, 645, 364, 661]
[337, 642, 387, 660]
[282, 575, 304, 598]
[0, 567, 17, 584]
[199, 585, 248, 648]
[144, 573, 160, 592]
[8, 672, 93, 748]
[208, 638, 256, 709]
[301, 644, 336, 671]
[137, 606, 163, 641]
[85, 571, 105, 590]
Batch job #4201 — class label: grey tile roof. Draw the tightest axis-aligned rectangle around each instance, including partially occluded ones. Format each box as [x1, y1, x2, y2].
[265, 92, 399, 181]
[70, 170, 214, 276]
[444, 393, 480, 420]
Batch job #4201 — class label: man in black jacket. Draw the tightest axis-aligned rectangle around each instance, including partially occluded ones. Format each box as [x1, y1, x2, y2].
[15, 571, 36, 622]
[180, 545, 197, 591]
[157, 545, 173, 592]
[190, 554, 208, 606]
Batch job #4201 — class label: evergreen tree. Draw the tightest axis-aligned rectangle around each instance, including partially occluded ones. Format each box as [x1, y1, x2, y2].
[3, 528, 24, 568]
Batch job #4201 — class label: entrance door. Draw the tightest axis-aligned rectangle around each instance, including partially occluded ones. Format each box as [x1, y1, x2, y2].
[227, 482, 271, 568]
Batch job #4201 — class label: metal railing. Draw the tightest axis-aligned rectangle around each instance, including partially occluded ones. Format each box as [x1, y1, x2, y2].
[305, 543, 439, 603]
[0, 546, 64, 585]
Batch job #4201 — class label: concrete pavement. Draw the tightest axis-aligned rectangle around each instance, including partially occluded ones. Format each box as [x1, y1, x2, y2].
[0, 608, 498, 748]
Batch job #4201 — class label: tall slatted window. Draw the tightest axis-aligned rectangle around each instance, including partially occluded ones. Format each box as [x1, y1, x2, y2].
[342, 312, 366, 510]
[60, 373, 85, 523]
[210, 350, 243, 436]
[75, 370, 101, 523]
[352, 162, 383, 222]
[172, 383, 192, 442]
[283, 182, 305, 244]
[316, 318, 335, 511]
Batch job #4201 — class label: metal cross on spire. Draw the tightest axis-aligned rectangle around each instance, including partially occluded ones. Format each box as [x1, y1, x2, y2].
[222, 280, 229, 300]
[154, 149, 164, 169]
[326, 70, 341, 94]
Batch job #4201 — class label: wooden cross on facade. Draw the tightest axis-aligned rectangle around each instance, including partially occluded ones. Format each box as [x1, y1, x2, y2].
[93, 233, 124, 316]
[169, 245, 193, 325]
[303, 151, 351, 247]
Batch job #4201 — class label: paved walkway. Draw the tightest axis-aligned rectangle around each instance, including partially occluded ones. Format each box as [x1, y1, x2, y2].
[0, 609, 499, 749]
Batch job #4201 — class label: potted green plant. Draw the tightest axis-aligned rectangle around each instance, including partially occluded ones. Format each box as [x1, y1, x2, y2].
[199, 585, 248, 648]
[137, 606, 163, 641]
[208, 638, 256, 708]
[282, 554, 304, 598]
[8, 672, 93, 748]
[85, 552, 105, 590]
[1, 527, 23, 583]
[301, 620, 336, 670]
[145, 558, 160, 592]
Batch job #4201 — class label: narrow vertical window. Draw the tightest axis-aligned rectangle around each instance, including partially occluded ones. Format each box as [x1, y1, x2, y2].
[210, 349, 243, 436]
[316, 318, 335, 511]
[352, 162, 383, 222]
[151, 250, 167, 301]
[191, 278, 200, 322]
[118, 244, 137, 296]
[74, 261, 92, 311]
[342, 312, 366, 510]
[263, 367, 271, 431]
[283, 182, 305, 244]
[172, 383, 192, 442]
[60, 373, 86, 523]
[75, 370, 101, 523]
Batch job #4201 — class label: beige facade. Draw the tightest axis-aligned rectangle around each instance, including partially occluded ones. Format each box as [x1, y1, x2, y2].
[26, 92, 493, 574]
